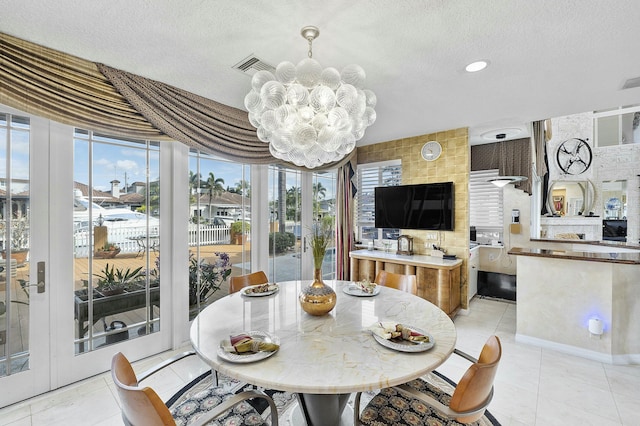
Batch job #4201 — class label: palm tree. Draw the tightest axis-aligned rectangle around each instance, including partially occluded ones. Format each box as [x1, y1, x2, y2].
[313, 182, 327, 200]
[313, 182, 327, 217]
[234, 180, 250, 197]
[205, 172, 225, 220]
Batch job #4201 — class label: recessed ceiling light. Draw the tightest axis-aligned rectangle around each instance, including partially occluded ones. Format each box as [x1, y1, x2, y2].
[465, 60, 489, 73]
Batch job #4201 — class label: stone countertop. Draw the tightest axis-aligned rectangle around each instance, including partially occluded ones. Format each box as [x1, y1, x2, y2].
[350, 249, 463, 268]
[530, 238, 640, 249]
[508, 247, 640, 265]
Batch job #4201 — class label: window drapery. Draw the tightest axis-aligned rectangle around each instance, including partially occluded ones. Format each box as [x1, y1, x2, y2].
[1, 31, 355, 169]
[470, 138, 532, 195]
[335, 160, 357, 280]
[0, 32, 165, 140]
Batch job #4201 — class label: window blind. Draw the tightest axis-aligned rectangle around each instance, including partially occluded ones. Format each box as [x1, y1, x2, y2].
[355, 161, 401, 231]
[469, 169, 503, 230]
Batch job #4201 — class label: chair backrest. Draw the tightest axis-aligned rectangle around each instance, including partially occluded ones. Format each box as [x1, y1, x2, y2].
[111, 352, 175, 426]
[374, 270, 417, 295]
[229, 271, 269, 294]
[449, 335, 502, 423]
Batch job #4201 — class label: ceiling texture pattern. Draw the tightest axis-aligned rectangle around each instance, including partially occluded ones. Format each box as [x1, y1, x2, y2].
[2, 0, 640, 146]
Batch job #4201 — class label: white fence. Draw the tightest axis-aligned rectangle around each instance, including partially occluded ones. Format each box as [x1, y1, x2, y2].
[74, 224, 231, 258]
[187, 224, 231, 246]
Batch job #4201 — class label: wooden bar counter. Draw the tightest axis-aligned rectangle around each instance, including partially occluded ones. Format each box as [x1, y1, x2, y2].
[349, 249, 463, 316]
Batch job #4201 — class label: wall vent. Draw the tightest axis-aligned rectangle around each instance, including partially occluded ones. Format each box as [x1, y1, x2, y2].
[233, 55, 275, 76]
[621, 76, 640, 90]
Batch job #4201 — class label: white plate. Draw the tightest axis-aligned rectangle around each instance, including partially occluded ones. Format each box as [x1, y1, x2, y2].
[241, 283, 279, 297]
[217, 331, 280, 363]
[372, 324, 435, 353]
[343, 283, 381, 297]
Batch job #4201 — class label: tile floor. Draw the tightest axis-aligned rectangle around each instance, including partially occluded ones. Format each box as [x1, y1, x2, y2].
[1, 297, 639, 425]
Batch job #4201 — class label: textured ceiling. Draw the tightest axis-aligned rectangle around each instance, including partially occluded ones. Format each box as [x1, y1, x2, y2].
[2, 0, 640, 146]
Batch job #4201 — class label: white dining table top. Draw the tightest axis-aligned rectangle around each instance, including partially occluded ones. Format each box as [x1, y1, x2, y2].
[190, 279, 457, 395]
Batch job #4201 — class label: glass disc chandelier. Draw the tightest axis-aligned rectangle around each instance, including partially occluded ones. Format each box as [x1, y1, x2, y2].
[245, 26, 377, 168]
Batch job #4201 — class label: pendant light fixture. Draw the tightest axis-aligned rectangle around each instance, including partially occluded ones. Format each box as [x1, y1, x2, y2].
[244, 26, 377, 168]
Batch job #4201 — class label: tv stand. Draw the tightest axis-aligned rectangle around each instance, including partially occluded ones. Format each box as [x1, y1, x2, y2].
[349, 250, 462, 317]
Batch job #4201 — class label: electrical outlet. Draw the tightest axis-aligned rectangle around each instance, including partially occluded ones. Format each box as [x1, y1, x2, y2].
[489, 253, 496, 261]
[426, 232, 438, 240]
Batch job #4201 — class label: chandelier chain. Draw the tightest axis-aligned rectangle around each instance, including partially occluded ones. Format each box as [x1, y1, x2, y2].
[308, 38, 313, 58]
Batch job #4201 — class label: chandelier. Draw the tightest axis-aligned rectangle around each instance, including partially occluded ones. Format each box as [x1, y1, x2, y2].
[245, 26, 377, 168]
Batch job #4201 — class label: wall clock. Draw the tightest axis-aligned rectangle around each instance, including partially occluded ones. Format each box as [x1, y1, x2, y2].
[421, 141, 442, 161]
[556, 138, 592, 175]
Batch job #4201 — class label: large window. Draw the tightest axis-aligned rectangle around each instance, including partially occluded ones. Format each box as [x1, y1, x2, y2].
[355, 161, 402, 243]
[73, 130, 160, 353]
[188, 152, 250, 319]
[595, 105, 640, 147]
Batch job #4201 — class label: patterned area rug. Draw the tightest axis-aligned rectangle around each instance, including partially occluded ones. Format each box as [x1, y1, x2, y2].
[167, 370, 500, 425]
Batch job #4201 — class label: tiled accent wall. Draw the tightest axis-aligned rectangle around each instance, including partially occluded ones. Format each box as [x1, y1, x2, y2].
[356, 127, 470, 309]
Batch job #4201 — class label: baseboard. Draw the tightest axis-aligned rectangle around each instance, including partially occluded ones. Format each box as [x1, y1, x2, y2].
[515, 333, 640, 365]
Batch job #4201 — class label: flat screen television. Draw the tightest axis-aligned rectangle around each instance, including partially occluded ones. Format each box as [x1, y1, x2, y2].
[374, 182, 454, 230]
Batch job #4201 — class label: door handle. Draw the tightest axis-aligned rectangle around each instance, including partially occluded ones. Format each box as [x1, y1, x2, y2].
[36, 261, 45, 293]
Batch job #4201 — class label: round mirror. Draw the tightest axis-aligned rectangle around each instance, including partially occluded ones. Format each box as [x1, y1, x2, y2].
[547, 180, 595, 216]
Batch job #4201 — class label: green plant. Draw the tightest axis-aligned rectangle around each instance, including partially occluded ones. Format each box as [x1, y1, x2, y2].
[269, 232, 295, 254]
[189, 252, 231, 305]
[94, 263, 143, 293]
[230, 221, 250, 235]
[98, 241, 119, 252]
[309, 222, 333, 269]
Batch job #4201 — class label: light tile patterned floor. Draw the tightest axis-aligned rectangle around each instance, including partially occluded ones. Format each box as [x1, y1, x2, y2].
[1, 297, 639, 425]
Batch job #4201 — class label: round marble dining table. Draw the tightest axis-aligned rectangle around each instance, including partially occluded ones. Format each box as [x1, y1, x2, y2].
[190, 279, 456, 425]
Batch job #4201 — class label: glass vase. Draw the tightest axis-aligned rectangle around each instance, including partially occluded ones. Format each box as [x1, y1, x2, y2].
[299, 268, 337, 316]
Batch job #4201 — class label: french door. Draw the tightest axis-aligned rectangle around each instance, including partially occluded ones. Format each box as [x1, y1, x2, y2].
[0, 108, 173, 407]
[0, 111, 51, 406]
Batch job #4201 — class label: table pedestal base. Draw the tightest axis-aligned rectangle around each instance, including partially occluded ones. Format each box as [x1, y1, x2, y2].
[294, 393, 352, 425]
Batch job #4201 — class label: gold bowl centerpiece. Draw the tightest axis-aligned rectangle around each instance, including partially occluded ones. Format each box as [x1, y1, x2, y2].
[299, 221, 336, 316]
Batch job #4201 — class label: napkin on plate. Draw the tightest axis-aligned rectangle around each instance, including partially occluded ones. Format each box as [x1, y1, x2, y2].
[368, 322, 430, 343]
[222, 333, 280, 354]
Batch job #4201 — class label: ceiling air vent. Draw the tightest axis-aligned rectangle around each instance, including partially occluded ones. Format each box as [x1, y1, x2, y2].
[233, 55, 275, 77]
[621, 76, 640, 90]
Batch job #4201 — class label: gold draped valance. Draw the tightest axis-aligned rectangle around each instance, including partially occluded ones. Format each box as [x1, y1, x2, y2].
[0, 31, 355, 169]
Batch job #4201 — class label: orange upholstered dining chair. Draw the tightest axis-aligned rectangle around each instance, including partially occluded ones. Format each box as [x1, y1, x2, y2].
[354, 335, 502, 425]
[111, 351, 278, 425]
[229, 270, 269, 294]
[374, 270, 418, 295]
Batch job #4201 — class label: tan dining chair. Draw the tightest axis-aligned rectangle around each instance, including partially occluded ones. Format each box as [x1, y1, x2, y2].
[354, 335, 502, 425]
[374, 270, 418, 295]
[229, 270, 269, 294]
[111, 351, 279, 426]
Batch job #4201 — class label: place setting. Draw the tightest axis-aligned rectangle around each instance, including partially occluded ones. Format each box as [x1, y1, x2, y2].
[217, 331, 280, 363]
[342, 279, 380, 297]
[368, 321, 434, 352]
[240, 283, 279, 297]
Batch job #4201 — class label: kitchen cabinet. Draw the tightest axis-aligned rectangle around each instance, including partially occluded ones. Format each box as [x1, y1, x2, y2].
[349, 250, 463, 317]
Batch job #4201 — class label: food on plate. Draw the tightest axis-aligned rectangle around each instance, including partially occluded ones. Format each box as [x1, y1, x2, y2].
[244, 283, 277, 294]
[356, 279, 377, 294]
[368, 322, 430, 343]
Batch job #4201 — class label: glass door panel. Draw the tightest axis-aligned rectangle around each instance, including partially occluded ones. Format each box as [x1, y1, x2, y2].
[188, 152, 250, 320]
[0, 114, 31, 376]
[73, 131, 160, 353]
[313, 172, 337, 281]
[267, 166, 303, 282]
